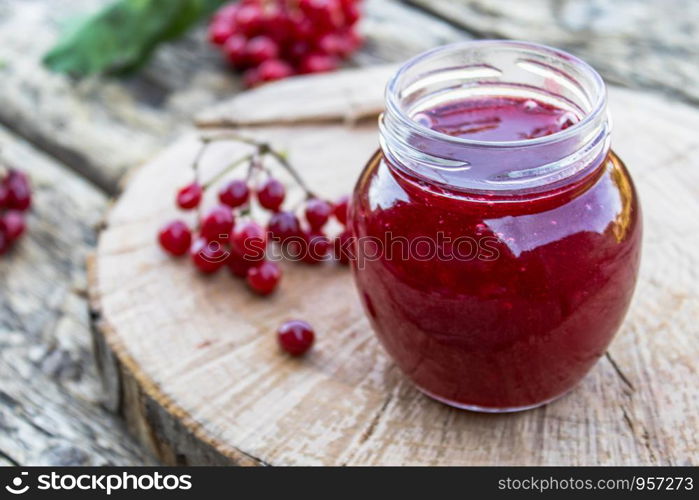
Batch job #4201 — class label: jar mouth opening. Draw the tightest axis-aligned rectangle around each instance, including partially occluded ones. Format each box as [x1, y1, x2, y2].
[385, 40, 607, 149]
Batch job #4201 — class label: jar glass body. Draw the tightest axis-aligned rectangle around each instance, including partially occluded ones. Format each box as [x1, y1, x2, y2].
[349, 41, 642, 411]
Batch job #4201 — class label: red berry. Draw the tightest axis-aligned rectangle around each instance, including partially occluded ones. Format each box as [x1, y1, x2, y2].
[176, 182, 202, 210]
[5, 170, 31, 211]
[257, 59, 294, 82]
[158, 220, 192, 256]
[299, 0, 342, 31]
[234, 4, 264, 36]
[305, 231, 330, 264]
[333, 195, 349, 225]
[212, 3, 240, 23]
[263, 9, 293, 43]
[341, 0, 361, 26]
[317, 33, 345, 57]
[227, 246, 261, 278]
[230, 220, 266, 259]
[223, 34, 249, 68]
[2, 211, 26, 242]
[267, 211, 301, 242]
[291, 18, 316, 42]
[200, 205, 235, 242]
[257, 178, 286, 211]
[305, 198, 332, 229]
[334, 229, 353, 264]
[299, 53, 339, 74]
[218, 179, 250, 208]
[246, 36, 279, 65]
[288, 230, 330, 264]
[277, 320, 315, 356]
[208, 21, 233, 45]
[246, 260, 282, 295]
[190, 237, 227, 273]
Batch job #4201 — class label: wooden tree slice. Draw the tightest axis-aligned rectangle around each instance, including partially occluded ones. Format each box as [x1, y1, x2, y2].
[89, 66, 699, 466]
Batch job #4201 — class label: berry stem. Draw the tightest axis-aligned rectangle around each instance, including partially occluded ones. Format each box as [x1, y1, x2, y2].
[264, 148, 316, 199]
[203, 153, 255, 189]
[198, 131, 318, 199]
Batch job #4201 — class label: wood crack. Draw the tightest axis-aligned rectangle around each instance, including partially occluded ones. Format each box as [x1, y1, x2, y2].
[605, 352, 635, 392]
[0, 448, 20, 466]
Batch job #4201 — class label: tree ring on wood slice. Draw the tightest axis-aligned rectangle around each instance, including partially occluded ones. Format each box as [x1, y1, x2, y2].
[88, 67, 699, 465]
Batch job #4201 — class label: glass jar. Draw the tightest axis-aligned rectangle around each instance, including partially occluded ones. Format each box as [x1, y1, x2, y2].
[349, 41, 642, 412]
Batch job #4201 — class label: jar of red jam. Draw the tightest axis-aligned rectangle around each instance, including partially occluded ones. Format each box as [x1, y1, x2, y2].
[349, 41, 642, 412]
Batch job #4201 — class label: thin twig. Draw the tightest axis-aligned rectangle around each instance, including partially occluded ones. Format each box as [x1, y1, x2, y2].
[203, 153, 255, 189]
[198, 132, 318, 199]
[264, 148, 317, 199]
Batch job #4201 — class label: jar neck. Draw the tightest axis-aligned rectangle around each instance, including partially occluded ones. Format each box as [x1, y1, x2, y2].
[379, 41, 611, 196]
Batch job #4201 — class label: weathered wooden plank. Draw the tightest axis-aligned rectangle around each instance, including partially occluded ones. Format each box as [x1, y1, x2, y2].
[0, 126, 154, 465]
[0, 0, 237, 192]
[406, 0, 699, 105]
[90, 66, 699, 465]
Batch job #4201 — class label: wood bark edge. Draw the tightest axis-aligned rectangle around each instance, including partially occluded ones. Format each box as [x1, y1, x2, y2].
[87, 254, 261, 466]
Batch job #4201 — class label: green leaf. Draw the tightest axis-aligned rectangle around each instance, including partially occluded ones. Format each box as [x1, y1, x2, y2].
[43, 0, 225, 77]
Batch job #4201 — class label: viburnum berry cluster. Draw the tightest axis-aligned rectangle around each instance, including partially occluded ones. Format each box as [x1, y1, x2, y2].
[0, 166, 31, 255]
[208, 0, 363, 86]
[158, 133, 353, 297]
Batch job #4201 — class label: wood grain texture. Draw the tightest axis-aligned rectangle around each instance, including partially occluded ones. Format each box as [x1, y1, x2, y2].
[0, 126, 154, 465]
[90, 67, 699, 465]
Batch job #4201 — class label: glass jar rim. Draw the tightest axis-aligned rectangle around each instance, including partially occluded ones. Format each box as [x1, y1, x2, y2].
[385, 40, 607, 150]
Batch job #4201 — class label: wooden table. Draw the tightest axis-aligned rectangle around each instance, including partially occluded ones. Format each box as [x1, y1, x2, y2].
[0, 0, 697, 466]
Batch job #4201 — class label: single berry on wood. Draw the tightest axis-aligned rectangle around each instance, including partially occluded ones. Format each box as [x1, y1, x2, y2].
[246, 260, 282, 295]
[190, 237, 228, 273]
[200, 205, 235, 242]
[257, 178, 286, 211]
[158, 220, 192, 256]
[277, 320, 315, 356]
[218, 179, 250, 208]
[176, 182, 203, 210]
[305, 198, 332, 229]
